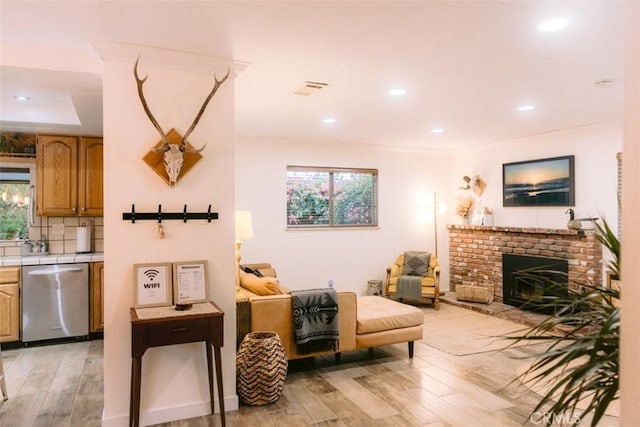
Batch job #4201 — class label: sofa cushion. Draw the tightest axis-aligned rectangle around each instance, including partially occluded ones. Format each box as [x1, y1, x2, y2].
[356, 296, 424, 334]
[240, 265, 263, 277]
[256, 267, 277, 278]
[242, 263, 278, 279]
[240, 273, 284, 296]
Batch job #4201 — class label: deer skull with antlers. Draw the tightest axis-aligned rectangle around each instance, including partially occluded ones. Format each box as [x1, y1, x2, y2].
[134, 56, 230, 187]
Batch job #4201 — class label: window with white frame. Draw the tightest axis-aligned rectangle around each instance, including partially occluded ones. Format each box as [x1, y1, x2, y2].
[0, 165, 33, 240]
[286, 166, 378, 228]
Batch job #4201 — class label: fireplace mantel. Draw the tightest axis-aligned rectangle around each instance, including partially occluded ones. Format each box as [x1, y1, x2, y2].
[447, 224, 596, 237]
[448, 224, 602, 303]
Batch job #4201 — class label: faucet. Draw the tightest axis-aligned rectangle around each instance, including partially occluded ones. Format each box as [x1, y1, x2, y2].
[21, 240, 34, 255]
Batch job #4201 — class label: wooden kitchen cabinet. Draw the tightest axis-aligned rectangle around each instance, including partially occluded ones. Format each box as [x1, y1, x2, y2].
[37, 135, 78, 216]
[36, 135, 103, 216]
[0, 267, 20, 343]
[90, 261, 104, 332]
[78, 137, 104, 216]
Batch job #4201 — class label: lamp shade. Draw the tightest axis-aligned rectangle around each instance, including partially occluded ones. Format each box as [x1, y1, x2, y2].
[235, 211, 255, 241]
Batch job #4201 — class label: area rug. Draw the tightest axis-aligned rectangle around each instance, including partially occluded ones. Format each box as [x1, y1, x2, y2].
[421, 303, 532, 356]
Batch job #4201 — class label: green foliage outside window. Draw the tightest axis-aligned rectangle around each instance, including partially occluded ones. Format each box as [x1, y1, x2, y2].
[286, 167, 377, 228]
[0, 183, 29, 239]
[333, 172, 374, 225]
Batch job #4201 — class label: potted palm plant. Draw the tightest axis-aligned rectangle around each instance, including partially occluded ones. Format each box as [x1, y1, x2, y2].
[506, 217, 620, 426]
[593, 217, 621, 306]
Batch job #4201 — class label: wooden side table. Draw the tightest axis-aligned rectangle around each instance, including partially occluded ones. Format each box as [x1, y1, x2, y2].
[129, 302, 225, 427]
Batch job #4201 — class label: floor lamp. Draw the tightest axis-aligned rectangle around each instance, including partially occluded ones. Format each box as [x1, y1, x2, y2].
[235, 211, 254, 294]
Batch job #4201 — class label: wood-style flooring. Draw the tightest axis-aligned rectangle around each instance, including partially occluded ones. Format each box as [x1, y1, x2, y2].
[0, 339, 103, 426]
[0, 305, 620, 427]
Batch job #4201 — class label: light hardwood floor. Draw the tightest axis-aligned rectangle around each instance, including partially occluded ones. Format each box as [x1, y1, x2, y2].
[0, 339, 103, 426]
[0, 306, 620, 427]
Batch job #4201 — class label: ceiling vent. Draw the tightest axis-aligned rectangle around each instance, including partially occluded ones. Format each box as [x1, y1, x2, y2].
[294, 81, 329, 96]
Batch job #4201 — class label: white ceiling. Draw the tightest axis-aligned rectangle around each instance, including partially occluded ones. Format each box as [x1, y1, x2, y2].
[0, 1, 625, 151]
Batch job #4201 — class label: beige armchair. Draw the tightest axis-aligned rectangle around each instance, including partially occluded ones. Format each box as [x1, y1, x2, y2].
[385, 252, 441, 309]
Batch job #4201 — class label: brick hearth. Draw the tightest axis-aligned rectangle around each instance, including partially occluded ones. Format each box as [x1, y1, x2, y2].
[448, 224, 603, 303]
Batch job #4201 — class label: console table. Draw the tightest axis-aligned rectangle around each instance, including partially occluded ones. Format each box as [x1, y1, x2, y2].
[129, 302, 225, 427]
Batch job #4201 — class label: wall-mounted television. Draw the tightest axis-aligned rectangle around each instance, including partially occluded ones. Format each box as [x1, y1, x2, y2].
[503, 155, 575, 207]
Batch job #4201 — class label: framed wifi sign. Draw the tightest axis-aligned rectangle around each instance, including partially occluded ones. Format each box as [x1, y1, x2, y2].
[134, 262, 173, 308]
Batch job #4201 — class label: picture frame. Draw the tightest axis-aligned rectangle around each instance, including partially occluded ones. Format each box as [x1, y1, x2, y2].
[173, 260, 209, 304]
[133, 262, 173, 308]
[503, 155, 575, 207]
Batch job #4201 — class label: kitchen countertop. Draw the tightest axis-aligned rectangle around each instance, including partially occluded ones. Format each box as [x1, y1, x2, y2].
[0, 252, 104, 267]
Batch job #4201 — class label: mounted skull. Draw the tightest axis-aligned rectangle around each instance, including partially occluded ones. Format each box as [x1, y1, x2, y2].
[134, 56, 230, 187]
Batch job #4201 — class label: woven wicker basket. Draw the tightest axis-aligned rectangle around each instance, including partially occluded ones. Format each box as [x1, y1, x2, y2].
[456, 284, 494, 304]
[236, 331, 288, 405]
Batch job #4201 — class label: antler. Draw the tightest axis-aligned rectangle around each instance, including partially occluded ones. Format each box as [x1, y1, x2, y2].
[181, 69, 231, 152]
[134, 56, 169, 149]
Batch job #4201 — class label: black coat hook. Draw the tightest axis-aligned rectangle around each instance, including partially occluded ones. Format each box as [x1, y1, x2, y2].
[122, 204, 219, 223]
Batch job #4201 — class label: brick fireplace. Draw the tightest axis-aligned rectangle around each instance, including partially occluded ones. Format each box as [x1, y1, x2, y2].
[448, 225, 603, 303]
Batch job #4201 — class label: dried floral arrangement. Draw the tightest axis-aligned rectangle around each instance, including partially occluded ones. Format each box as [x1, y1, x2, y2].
[456, 196, 474, 218]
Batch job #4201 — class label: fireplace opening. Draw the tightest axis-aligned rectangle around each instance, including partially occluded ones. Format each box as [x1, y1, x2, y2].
[502, 254, 569, 314]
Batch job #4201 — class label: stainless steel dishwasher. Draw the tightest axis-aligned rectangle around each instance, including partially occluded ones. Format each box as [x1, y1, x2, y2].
[22, 263, 89, 343]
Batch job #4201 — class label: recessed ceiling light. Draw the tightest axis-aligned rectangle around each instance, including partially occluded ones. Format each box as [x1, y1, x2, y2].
[431, 128, 444, 134]
[322, 118, 336, 124]
[518, 105, 535, 112]
[388, 88, 407, 96]
[537, 18, 568, 32]
[13, 95, 31, 101]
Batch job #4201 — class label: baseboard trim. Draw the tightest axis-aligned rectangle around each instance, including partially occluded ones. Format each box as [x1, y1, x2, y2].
[102, 395, 239, 426]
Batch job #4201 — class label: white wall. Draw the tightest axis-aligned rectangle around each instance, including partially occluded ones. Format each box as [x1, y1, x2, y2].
[449, 121, 622, 232]
[102, 56, 237, 426]
[235, 136, 453, 293]
[236, 122, 622, 294]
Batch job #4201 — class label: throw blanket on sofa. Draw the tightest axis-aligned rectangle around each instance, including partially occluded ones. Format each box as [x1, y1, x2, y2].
[291, 288, 339, 355]
[396, 275, 423, 299]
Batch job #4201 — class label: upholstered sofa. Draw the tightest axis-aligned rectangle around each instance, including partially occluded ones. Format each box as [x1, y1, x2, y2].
[238, 263, 424, 361]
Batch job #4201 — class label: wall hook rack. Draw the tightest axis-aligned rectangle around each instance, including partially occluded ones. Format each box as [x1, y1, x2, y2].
[122, 204, 218, 223]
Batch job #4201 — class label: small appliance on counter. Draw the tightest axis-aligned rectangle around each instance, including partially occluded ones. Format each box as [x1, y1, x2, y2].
[76, 221, 92, 253]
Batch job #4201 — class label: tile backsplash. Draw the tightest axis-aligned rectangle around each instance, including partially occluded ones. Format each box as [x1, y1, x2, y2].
[0, 216, 103, 257]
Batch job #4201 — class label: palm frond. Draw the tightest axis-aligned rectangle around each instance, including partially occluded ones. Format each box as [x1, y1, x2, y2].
[505, 281, 620, 426]
[591, 216, 621, 278]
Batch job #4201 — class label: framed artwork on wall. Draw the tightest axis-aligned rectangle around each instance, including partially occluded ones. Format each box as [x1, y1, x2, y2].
[503, 155, 575, 207]
[133, 262, 173, 308]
